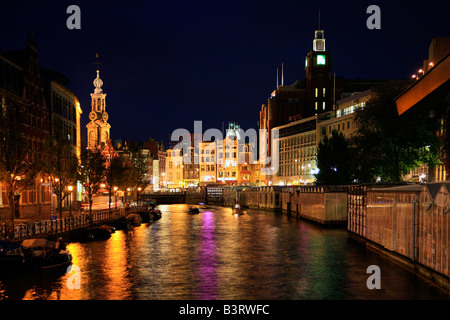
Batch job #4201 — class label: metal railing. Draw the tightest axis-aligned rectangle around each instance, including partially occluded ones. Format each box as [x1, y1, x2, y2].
[0, 205, 146, 241]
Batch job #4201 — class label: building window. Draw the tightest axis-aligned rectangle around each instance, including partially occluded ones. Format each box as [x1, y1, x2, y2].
[323, 102, 326, 110]
[323, 88, 326, 97]
[315, 102, 318, 110]
[315, 88, 318, 97]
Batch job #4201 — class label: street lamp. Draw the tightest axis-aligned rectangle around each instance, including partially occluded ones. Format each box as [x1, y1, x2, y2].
[67, 185, 74, 216]
[137, 187, 142, 206]
[114, 186, 118, 209]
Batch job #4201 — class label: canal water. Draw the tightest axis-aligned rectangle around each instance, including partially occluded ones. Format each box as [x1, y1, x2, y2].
[0, 204, 447, 300]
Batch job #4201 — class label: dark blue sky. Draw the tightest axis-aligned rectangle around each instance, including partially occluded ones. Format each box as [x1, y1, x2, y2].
[1, 0, 449, 146]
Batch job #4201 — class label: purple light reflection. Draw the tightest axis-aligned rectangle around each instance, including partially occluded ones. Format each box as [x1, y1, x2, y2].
[194, 210, 218, 299]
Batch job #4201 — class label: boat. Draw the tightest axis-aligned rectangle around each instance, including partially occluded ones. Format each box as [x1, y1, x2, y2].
[188, 206, 200, 214]
[21, 238, 72, 269]
[90, 225, 113, 240]
[112, 217, 132, 230]
[149, 209, 162, 221]
[137, 209, 152, 223]
[232, 203, 245, 215]
[99, 224, 115, 233]
[126, 213, 142, 226]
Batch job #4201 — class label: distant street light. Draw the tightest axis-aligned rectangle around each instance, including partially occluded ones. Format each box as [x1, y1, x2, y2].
[114, 186, 118, 209]
[68, 185, 74, 216]
[137, 187, 142, 205]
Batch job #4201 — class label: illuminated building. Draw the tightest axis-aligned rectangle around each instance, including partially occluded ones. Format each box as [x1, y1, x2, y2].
[0, 31, 51, 219]
[40, 67, 84, 201]
[86, 66, 111, 152]
[319, 90, 372, 140]
[0, 31, 83, 217]
[166, 147, 184, 190]
[259, 26, 388, 183]
[272, 115, 319, 186]
[199, 140, 217, 186]
[216, 123, 259, 185]
[140, 138, 166, 191]
[273, 90, 375, 186]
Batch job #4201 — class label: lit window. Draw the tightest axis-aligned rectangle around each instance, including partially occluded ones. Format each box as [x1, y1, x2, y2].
[323, 88, 326, 97]
[315, 88, 318, 97]
[322, 102, 326, 110]
[317, 55, 326, 65]
[315, 102, 318, 110]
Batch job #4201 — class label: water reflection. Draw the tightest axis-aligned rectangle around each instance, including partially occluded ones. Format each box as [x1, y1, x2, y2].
[0, 204, 447, 300]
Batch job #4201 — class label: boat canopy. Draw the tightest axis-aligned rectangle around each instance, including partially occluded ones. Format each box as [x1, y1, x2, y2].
[21, 238, 55, 249]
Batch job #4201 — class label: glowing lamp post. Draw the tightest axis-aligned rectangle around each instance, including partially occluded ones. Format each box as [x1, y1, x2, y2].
[68, 185, 74, 216]
[137, 187, 142, 206]
[114, 186, 118, 209]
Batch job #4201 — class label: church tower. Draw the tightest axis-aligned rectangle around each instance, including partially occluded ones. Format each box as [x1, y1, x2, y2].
[86, 66, 111, 151]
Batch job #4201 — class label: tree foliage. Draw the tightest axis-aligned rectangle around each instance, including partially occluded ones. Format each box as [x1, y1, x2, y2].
[352, 82, 441, 182]
[104, 155, 128, 211]
[78, 148, 104, 216]
[315, 130, 355, 185]
[41, 118, 78, 218]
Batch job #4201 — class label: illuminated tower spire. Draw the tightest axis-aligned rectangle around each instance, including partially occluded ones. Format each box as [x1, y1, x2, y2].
[313, 11, 325, 52]
[87, 54, 111, 151]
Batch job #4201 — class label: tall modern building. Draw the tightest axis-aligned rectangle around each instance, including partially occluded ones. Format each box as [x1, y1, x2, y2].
[259, 25, 389, 183]
[259, 27, 344, 168]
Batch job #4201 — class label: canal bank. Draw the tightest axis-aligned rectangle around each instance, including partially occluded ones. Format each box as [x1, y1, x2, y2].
[348, 232, 449, 294]
[1, 206, 146, 243]
[1, 204, 447, 300]
[207, 183, 449, 292]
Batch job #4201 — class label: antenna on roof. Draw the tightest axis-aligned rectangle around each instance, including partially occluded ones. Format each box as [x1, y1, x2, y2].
[318, 9, 321, 29]
[276, 67, 279, 89]
[281, 63, 284, 86]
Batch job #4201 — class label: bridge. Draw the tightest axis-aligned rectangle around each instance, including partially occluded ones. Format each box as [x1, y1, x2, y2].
[139, 192, 186, 205]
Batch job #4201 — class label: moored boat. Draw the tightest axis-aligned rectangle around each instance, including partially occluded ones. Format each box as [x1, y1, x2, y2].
[21, 238, 72, 269]
[126, 213, 142, 226]
[233, 203, 245, 215]
[188, 206, 200, 214]
[90, 225, 112, 240]
[149, 209, 162, 221]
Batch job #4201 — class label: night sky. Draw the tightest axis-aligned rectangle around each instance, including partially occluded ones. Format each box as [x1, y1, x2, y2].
[1, 0, 449, 146]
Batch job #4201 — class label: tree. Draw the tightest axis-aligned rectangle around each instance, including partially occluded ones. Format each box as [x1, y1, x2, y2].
[0, 98, 39, 227]
[104, 155, 128, 212]
[78, 148, 104, 217]
[41, 118, 78, 218]
[121, 147, 149, 203]
[352, 82, 441, 182]
[315, 130, 355, 185]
